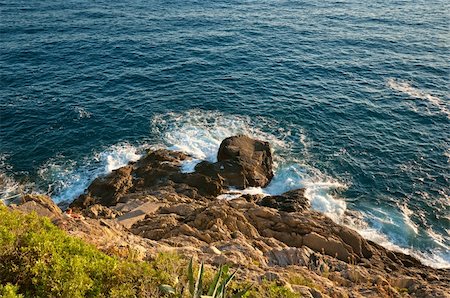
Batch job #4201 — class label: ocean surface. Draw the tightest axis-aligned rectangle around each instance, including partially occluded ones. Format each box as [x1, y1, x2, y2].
[1, 0, 449, 268]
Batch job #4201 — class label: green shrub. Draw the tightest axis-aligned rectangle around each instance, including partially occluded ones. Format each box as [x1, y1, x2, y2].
[0, 205, 160, 297]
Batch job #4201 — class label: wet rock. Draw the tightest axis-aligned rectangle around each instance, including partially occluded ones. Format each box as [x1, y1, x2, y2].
[71, 166, 133, 208]
[257, 188, 309, 212]
[133, 149, 188, 188]
[170, 172, 224, 197]
[194, 135, 274, 189]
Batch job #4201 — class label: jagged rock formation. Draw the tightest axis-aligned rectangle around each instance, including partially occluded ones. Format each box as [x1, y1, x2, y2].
[12, 136, 450, 298]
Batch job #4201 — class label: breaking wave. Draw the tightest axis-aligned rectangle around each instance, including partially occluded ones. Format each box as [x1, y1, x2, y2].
[37, 143, 144, 204]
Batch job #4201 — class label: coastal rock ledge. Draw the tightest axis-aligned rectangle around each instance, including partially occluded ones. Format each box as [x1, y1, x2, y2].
[14, 136, 450, 297]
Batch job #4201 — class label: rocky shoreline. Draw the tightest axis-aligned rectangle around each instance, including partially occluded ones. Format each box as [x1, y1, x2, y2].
[11, 136, 450, 297]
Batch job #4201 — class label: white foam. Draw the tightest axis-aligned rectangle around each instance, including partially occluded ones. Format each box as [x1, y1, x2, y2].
[0, 172, 22, 202]
[38, 143, 144, 204]
[387, 78, 450, 118]
[261, 163, 348, 222]
[217, 187, 266, 200]
[399, 204, 419, 235]
[74, 106, 92, 119]
[304, 180, 347, 222]
[356, 223, 450, 269]
[95, 143, 142, 173]
[151, 110, 290, 163]
[180, 159, 202, 173]
[0, 154, 33, 203]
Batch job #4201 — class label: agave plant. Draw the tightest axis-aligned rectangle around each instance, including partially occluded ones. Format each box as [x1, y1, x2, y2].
[159, 258, 251, 298]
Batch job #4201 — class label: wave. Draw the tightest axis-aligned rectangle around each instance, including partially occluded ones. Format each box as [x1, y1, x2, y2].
[387, 78, 450, 118]
[356, 222, 450, 269]
[0, 154, 34, 203]
[37, 143, 144, 204]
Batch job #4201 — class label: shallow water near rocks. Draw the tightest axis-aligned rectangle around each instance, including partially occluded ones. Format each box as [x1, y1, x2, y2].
[1, 0, 449, 268]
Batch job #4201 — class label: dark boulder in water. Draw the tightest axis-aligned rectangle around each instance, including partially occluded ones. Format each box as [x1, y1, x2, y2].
[196, 135, 274, 189]
[218, 135, 274, 187]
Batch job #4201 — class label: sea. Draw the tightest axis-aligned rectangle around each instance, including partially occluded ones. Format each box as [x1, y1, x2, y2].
[1, 0, 449, 268]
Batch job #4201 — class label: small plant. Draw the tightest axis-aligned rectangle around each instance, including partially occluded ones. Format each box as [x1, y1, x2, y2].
[0, 283, 23, 298]
[160, 258, 251, 298]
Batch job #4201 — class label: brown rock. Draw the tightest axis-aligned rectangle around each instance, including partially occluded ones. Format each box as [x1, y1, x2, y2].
[84, 204, 122, 219]
[16, 194, 62, 220]
[116, 201, 165, 229]
[266, 247, 311, 267]
[218, 135, 273, 187]
[303, 232, 352, 262]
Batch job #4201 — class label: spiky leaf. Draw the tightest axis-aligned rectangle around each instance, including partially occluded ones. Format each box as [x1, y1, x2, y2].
[159, 284, 176, 295]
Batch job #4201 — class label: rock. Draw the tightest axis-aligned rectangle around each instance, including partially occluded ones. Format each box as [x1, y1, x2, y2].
[16, 194, 62, 220]
[328, 272, 351, 287]
[131, 213, 183, 240]
[390, 277, 416, 290]
[309, 287, 326, 298]
[257, 188, 309, 212]
[292, 285, 315, 298]
[261, 271, 282, 282]
[58, 138, 450, 298]
[217, 135, 273, 188]
[83, 204, 122, 219]
[373, 275, 389, 287]
[266, 247, 311, 267]
[204, 245, 222, 255]
[71, 166, 133, 208]
[190, 135, 274, 190]
[170, 172, 224, 197]
[303, 232, 352, 262]
[116, 201, 166, 229]
[341, 267, 369, 283]
[337, 227, 373, 259]
[133, 150, 188, 188]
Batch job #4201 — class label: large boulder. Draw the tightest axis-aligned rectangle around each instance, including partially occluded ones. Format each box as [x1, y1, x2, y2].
[196, 135, 274, 189]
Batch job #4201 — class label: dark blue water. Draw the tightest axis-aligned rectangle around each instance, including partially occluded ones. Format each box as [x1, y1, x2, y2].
[1, 0, 449, 267]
